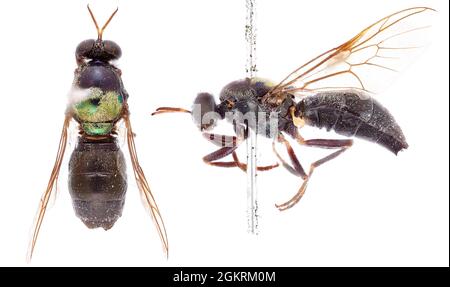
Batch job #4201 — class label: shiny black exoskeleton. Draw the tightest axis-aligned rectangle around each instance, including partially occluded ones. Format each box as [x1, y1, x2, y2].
[75, 39, 126, 95]
[296, 91, 408, 154]
[68, 10, 129, 230]
[192, 78, 299, 140]
[69, 137, 127, 229]
[191, 78, 407, 154]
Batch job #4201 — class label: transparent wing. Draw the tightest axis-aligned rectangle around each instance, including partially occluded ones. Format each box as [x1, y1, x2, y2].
[123, 107, 169, 258]
[47, 121, 78, 208]
[114, 119, 127, 148]
[267, 7, 435, 98]
[27, 114, 72, 262]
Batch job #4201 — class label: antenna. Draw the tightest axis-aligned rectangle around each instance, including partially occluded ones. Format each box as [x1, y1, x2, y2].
[87, 4, 119, 41]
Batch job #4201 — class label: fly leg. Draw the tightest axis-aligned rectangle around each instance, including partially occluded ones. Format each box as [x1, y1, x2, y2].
[272, 134, 307, 178]
[202, 142, 239, 168]
[231, 152, 279, 172]
[275, 134, 353, 211]
[202, 132, 278, 171]
[202, 132, 241, 168]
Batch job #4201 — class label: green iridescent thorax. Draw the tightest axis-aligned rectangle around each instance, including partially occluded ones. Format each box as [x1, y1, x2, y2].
[72, 88, 124, 136]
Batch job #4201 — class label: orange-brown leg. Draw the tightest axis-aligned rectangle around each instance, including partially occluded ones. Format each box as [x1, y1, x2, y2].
[202, 145, 240, 168]
[272, 134, 307, 178]
[231, 152, 279, 172]
[275, 133, 353, 211]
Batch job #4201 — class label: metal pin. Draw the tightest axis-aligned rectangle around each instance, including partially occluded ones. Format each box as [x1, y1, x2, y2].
[245, 0, 258, 234]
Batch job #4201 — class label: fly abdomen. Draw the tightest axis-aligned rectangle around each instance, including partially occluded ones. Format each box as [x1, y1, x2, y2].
[69, 136, 127, 230]
[299, 90, 408, 154]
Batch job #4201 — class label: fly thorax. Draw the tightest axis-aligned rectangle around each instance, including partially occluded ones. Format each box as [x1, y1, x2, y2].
[219, 78, 281, 137]
[76, 62, 122, 91]
[69, 87, 124, 136]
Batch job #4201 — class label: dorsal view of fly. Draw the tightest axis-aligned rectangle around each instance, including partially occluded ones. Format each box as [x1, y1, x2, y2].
[152, 7, 435, 210]
[28, 6, 168, 262]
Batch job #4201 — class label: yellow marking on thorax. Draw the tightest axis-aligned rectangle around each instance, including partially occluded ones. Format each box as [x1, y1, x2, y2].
[290, 106, 305, 128]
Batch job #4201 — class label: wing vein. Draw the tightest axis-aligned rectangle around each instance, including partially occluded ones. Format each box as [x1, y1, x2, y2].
[27, 114, 71, 262]
[123, 107, 169, 258]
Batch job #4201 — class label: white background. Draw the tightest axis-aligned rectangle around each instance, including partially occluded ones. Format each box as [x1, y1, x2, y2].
[0, 0, 448, 266]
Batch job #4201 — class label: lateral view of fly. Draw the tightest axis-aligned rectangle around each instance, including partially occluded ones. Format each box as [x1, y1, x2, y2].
[27, 6, 168, 261]
[153, 7, 434, 211]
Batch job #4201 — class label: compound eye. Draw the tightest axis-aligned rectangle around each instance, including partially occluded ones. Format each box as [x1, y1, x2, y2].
[103, 40, 122, 60]
[192, 93, 220, 131]
[75, 39, 96, 61]
[193, 93, 216, 114]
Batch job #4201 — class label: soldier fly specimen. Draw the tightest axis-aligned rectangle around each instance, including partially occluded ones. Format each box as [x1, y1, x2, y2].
[152, 7, 434, 211]
[27, 6, 168, 261]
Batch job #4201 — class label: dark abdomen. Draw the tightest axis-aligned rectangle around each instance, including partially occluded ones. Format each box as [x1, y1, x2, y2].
[300, 91, 408, 154]
[69, 136, 127, 230]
